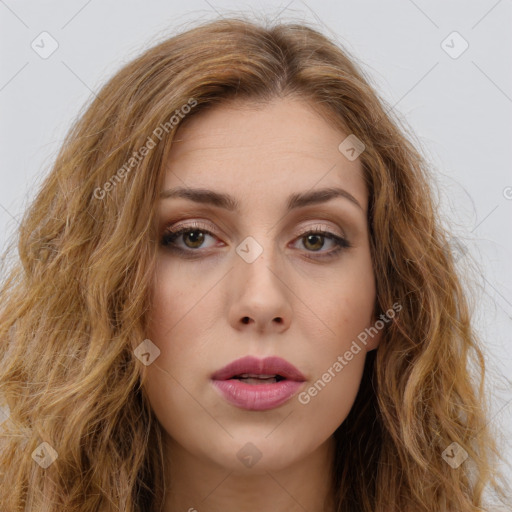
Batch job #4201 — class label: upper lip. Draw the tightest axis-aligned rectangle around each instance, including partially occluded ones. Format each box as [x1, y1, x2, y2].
[211, 355, 306, 381]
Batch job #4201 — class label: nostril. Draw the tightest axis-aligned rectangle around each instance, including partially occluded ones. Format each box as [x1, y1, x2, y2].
[242, 317, 250, 324]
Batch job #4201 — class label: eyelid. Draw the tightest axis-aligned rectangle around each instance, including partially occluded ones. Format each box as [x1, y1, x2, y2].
[163, 219, 345, 242]
[294, 222, 346, 239]
[167, 219, 219, 234]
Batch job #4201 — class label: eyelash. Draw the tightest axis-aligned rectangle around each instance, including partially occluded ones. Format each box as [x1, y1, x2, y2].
[160, 221, 351, 260]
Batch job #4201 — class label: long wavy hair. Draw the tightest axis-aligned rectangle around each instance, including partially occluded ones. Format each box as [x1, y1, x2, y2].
[0, 15, 509, 512]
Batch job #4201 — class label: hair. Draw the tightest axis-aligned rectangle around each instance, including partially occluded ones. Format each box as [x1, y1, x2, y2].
[0, 15, 510, 512]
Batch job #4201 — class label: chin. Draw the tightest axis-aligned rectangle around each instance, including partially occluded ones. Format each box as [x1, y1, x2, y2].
[191, 425, 321, 474]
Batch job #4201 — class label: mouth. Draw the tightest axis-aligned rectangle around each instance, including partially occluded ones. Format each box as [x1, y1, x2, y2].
[211, 355, 306, 382]
[211, 356, 306, 411]
[230, 373, 286, 384]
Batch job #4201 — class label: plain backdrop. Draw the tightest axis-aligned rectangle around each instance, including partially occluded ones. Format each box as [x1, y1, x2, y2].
[1, 0, 511, 489]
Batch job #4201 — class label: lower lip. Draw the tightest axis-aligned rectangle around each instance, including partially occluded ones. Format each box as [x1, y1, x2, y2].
[212, 379, 304, 411]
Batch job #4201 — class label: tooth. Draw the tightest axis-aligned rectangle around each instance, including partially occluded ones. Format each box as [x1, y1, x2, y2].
[238, 373, 276, 379]
[242, 377, 278, 384]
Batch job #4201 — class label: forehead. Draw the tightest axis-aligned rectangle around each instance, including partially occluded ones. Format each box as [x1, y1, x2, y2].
[163, 98, 368, 212]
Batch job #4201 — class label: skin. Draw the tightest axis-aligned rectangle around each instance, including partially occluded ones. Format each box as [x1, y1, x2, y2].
[144, 97, 383, 512]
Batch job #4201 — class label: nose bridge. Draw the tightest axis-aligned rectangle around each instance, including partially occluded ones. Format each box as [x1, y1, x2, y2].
[234, 227, 286, 279]
[231, 231, 291, 315]
[235, 233, 275, 281]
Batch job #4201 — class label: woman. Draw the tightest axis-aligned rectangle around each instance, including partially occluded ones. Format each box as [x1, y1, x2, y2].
[0, 16, 509, 512]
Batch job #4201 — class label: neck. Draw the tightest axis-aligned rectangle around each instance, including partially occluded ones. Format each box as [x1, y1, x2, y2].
[162, 434, 337, 512]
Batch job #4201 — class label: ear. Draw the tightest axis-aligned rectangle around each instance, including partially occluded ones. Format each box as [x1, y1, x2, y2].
[365, 318, 384, 352]
[367, 298, 403, 351]
[364, 309, 389, 352]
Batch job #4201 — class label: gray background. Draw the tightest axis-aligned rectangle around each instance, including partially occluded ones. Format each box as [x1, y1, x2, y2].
[1, 0, 511, 489]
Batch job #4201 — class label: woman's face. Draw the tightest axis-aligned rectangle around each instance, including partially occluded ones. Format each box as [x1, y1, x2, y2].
[144, 97, 382, 473]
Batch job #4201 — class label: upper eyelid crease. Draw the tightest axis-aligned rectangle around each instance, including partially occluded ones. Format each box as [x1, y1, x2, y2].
[159, 186, 363, 212]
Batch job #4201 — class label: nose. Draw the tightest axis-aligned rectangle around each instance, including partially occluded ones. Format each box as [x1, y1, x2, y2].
[227, 243, 292, 334]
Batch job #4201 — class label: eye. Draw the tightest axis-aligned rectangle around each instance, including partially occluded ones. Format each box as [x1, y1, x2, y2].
[292, 226, 351, 260]
[160, 221, 219, 252]
[160, 221, 351, 260]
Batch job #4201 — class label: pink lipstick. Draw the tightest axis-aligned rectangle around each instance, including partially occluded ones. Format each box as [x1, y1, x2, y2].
[211, 355, 306, 411]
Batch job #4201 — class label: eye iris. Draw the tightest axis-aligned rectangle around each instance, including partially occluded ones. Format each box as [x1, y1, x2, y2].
[184, 230, 205, 248]
[304, 234, 324, 251]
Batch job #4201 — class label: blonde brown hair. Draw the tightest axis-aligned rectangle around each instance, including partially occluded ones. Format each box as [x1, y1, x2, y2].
[0, 16, 509, 512]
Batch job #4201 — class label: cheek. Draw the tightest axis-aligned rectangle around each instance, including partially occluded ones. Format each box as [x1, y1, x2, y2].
[290, 256, 375, 431]
[142, 363, 220, 466]
[285, 349, 367, 460]
[147, 259, 216, 357]
[299, 351, 366, 409]
[297, 256, 376, 341]
[142, 298, 213, 458]
[143, 263, 220, 438]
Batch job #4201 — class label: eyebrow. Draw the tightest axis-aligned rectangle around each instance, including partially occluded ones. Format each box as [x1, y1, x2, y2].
[159, 186, 363, 211]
